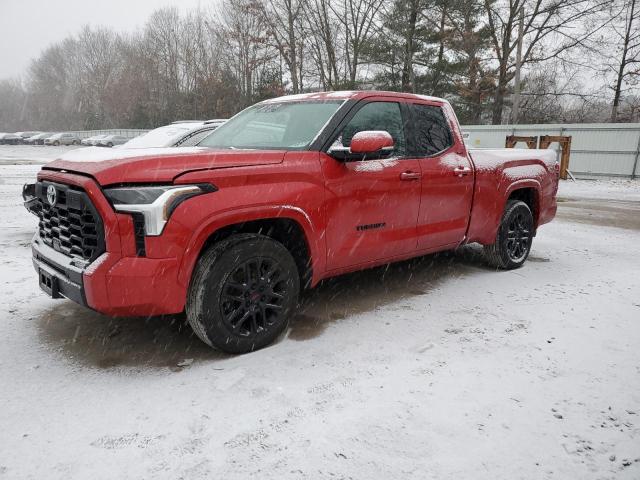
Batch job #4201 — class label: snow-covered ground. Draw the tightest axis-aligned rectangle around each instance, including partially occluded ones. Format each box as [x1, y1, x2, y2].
[559, 178, 640, 202]
[0, 166, 639, 479]
[0, 145, 82, 164]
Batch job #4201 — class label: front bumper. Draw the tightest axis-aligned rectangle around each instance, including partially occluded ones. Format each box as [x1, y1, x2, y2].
[31, 171, 187, 317]
[32, 231, 185, 317]
[32, 235, 87, 306]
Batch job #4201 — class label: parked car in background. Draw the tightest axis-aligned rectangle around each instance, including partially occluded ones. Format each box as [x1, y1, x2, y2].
[122, 119, 226, 149]
[14, 131, 41, 143]
[44, 133, 81, 146]
[0, 133, 22, 145]
[25, 133, 54, 145]
[96, 135, 128, 147]
[81, 134, 108, 146]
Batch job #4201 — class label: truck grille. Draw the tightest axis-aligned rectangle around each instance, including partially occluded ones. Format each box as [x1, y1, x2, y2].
[35, 181, 105, 262]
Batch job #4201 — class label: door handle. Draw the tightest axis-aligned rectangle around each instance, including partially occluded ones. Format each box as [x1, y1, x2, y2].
[400, 171, 421, 181]
[453, 166, 472, 177]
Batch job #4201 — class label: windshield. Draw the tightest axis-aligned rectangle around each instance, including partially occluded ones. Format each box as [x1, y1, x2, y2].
[123, 125, 197, 148]
[198, 100, 343, 150]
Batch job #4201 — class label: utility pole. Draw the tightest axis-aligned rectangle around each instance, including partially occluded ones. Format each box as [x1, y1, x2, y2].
[511, 5, 525, 124]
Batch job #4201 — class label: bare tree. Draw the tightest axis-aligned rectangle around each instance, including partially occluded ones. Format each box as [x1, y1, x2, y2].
[0, 79, 27, 131]
[609, 0, 639, 120]
[260, 0, 305, 92]
[217, 0, 274, 103]
[483, 0, 610, 124]
[303, 0, 341, 88]
[74, 27, 121, 127]
[26, 42, 79, 129]
[331, 0, 386, 86]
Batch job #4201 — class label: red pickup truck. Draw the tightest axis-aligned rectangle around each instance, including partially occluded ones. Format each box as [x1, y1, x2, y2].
[26, 91, 558, 353]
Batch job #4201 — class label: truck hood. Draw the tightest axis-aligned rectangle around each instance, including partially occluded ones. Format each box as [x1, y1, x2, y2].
[43, 147, 286, 185]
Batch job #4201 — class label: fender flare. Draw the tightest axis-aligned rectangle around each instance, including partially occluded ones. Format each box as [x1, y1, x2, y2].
[177, 205, 324, 288]
[473, 177, 543, 246]
[504, 178, 542, 225]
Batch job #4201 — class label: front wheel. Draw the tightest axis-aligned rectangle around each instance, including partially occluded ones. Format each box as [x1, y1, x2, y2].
[186, 234, 300, 353]
[484, 200, 534, 269]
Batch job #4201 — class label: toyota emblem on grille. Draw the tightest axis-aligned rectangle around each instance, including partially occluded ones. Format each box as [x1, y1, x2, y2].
[46, 185, 57, 206]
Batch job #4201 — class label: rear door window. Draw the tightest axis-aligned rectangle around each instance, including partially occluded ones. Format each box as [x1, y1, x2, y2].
[410, 104, 453, 156]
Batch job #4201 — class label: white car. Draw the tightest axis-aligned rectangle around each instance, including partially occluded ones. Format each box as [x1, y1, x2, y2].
[81, 134, 108, 146]
[122, 120, 226, 149]
[96, 135, 129, 147]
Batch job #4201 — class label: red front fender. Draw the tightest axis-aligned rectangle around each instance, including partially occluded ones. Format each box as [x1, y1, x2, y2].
[175, 205, 325, 290]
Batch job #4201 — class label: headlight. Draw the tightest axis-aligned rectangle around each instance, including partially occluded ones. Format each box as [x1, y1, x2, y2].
[103, 184, 216, 235]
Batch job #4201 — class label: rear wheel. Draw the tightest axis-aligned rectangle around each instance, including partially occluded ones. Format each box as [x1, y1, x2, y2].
[186, 234, 300, 353]
[484, 200, 534, 269]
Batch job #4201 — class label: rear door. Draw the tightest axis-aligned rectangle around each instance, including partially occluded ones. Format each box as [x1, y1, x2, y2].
[320, 99, 422, 270]
[408, 102, 474, 249]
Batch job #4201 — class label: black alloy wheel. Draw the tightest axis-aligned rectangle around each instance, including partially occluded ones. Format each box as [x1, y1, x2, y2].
[220, 257, 288, 337]
[505, 210, 532, 263]
[187, 234, 300, 353]
[484, 199, 534, 269]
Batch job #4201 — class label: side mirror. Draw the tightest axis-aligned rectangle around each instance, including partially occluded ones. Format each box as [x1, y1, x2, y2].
[329, 130, 395, 161]
[350, 130, 394, 155]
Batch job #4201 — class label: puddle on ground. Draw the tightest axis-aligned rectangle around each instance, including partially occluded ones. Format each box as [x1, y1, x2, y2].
[38, 304, 229, 370]
[288, 247, 487, 341]
[36, 245, 490, 368]
[528, 256, 551, 263]
[557, 198, 640, 230]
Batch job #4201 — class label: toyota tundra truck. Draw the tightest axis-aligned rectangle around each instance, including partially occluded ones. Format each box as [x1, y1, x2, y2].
[25, 91, 559, 353]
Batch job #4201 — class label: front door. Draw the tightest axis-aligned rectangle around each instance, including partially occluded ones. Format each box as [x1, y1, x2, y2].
[320, 99, 422, 270]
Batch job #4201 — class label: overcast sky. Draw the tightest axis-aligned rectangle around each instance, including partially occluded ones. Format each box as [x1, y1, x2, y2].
[0, 0, 211, 80]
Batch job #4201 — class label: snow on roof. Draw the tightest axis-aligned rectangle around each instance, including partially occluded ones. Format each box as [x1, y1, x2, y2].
[261, 90, 447, 104]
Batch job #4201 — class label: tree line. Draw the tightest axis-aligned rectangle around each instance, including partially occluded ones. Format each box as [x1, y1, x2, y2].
[0, 0, 638, 132]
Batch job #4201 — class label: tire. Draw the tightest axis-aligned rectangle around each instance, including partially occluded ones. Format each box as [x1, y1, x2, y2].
[53, 141, 60, 146]
[484, 200, 534, 269]
[186, 234, 300, 353]
[72, 140, 79, 145]
[107, 142, 113, 147]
